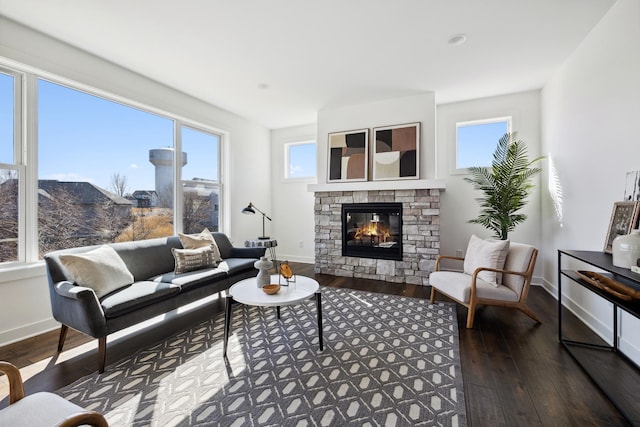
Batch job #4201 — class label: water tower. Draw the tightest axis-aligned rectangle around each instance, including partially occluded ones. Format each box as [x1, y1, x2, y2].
[149, 148, 187, 208]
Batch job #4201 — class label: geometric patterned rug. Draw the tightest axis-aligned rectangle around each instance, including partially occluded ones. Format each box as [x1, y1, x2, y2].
[57, 287, 467, 426]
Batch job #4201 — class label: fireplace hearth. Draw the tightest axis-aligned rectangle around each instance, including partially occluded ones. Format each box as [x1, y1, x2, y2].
[342, 203, 402, 261]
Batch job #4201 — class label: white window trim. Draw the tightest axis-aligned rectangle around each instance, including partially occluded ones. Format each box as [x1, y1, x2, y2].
[283, 140, 316, 182]
[453, 116, 512, 175]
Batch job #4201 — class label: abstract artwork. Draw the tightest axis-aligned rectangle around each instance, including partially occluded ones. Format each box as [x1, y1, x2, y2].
[373, 122, 420, 180]
[327, 129, 368, 182]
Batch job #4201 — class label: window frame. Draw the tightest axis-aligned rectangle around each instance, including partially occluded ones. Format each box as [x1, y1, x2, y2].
[283, 140, 317, 181]
[454, 116, 512, 173]
[0, 61, 226, 268]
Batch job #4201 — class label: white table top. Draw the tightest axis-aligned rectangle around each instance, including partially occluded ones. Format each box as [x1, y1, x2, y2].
[229, 274, 319, 307]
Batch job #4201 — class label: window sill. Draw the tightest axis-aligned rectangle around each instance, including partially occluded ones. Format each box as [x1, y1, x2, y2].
[0, 262, 46, 284]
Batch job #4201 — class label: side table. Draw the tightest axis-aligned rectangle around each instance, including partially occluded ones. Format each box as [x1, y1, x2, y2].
[244, 238, 277, 261]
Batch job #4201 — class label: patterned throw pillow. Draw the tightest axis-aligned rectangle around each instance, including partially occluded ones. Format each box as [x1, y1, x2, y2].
[178, 228, 223, 262]
[172, 246, 217, 274]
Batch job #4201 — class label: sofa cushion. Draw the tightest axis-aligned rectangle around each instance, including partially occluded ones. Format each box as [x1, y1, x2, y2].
[463, 235, 510, 287]
[110, 236, 183, 282]
[100, 281, 180, 318]
[152, 267, 229, 291]
[172, 246, 217, 274]
[218, 258, 258, 275]
[59, 245, 134, 298]
[179, 229, 223, 262]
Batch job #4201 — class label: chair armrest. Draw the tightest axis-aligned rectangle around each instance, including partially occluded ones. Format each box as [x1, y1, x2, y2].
[58, 411, 109, 427]
[228, 247, 266, 259]
[0, 361, 25, 403]
[435, 255, 465, 271]
[472, 266, 528, 277]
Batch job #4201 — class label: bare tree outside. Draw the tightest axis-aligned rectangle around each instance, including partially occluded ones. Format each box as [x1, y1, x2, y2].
[110, 173, 130, 197]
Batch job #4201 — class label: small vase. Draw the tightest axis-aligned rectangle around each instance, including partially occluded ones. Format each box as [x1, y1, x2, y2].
[612, 229, 640, 269]
[254, 256, 273, 288]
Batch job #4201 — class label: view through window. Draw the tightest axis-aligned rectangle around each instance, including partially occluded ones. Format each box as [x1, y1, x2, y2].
[456, 117, 511, 169]
[36, 79, 220, 258]
[285, 141, 316, 179]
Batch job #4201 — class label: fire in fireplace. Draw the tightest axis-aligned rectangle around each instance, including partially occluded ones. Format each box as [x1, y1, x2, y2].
[342, 203, 402, 260]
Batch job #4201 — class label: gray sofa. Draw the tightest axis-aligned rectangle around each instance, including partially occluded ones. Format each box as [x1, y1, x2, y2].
[44, 232, 265, 373]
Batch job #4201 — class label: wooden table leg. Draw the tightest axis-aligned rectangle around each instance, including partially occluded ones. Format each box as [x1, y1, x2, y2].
[315, 291, 323, 351]
[223, 294, 234, 357]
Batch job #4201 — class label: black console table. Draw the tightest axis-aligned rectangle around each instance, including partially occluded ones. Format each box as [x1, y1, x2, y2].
[558, 250, 640, 425]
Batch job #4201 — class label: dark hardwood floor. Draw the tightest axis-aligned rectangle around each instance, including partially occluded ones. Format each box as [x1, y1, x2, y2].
[0, 262, 633, 426]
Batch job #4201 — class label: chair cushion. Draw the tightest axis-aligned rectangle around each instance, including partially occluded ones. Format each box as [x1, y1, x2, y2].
[178, 228, 223, 262]
[0, 391, 90, 427]
[463, 235, 510, 287]
[171, 246, 217, 274]
[59, 245, 134, 298]
[502, 243, 536, 296]
[100, 281, 180, 318]
[430, 271, 519, 303]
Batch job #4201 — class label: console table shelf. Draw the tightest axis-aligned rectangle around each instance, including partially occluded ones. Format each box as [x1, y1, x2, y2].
[558, 250, 640, 425]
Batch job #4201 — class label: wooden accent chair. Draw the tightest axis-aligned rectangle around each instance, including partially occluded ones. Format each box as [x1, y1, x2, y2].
[429, 239, 541, 328]
[0, 361, 108, 427]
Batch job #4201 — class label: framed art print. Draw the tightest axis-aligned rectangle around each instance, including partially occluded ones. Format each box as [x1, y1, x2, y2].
[327, 129, 368, 182]
[372, 122, 420, 181]
[604, 201, 640, 253]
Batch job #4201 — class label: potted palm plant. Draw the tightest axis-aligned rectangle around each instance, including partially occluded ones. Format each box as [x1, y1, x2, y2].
[464, 132, 544, 240]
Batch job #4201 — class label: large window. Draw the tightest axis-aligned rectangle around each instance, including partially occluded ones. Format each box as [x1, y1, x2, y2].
[456, 117, 511, 170]
[0, 69, 22, 263]
[284, 141, 316, 179]
[0, 69, 224, 265]
[181, 125, 221, 234]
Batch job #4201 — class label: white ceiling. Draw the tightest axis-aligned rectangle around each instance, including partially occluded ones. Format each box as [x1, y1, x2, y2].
[0, 0, 616, 129]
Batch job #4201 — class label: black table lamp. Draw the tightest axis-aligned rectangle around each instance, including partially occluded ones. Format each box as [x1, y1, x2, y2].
[242, 202, 272, 239]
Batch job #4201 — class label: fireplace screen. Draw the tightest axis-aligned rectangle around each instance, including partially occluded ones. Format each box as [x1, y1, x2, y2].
[342, 203, 402, 260]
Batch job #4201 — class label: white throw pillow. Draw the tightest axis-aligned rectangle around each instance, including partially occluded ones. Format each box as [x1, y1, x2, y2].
[463, 234, 510, 287]
[59, 245, 134, 298]
[178, 228, 223, 262]
[172, 246, 217, 274]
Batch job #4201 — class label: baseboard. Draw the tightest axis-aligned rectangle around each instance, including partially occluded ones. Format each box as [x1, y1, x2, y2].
[0, 317, 59, 347]
[275, 254, 314, 264]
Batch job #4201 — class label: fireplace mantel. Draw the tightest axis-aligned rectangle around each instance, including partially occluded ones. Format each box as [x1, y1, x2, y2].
[308, 179, 445, 193]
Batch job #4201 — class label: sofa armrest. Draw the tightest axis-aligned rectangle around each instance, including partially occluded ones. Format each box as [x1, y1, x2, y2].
[228, 247, 266, 259]
[55, 281, 97, 299]
[50, 281, 107, 338]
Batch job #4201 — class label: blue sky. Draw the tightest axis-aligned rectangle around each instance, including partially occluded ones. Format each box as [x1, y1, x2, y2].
[457, 120, 509, 169]
[0, 77, 219, 194]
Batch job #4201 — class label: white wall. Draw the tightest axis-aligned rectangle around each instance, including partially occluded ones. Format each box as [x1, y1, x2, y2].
[541, 0, 640, 361]
[0, 17, 271, 346]
[316, 93, 437, 183]
[270, 124, 317, 263]
[435, 91, 543, 270]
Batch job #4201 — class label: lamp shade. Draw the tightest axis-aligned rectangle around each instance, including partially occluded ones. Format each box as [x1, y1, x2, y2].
[242, 204, 256, 215]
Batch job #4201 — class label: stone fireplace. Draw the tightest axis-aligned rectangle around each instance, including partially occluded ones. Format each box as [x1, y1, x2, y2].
[342, 202, 403, 261]
[312, 185, 442, 285]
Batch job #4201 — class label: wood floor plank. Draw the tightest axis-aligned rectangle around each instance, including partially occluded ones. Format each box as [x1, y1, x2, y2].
[0, 262, 633, 426]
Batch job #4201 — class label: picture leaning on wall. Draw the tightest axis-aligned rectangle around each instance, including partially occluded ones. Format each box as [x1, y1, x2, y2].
[372, 122, 420, 181]
[327, 129, 368, 182]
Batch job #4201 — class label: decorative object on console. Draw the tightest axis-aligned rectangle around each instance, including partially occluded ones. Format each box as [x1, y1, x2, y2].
[604, 201, 639, 254]
[242, 202, 272, 240]
[624, 170, 640, 202]
[254, 256, 273, 288]
[279, 260, 295, 285]
[464, 132, 544, 240]
[612, 229, 640, 269]
[372, 122, 419, 181]
[327, 128, 368, 182]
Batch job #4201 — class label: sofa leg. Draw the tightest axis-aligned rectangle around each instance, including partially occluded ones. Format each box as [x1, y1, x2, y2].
[57, 325, 69, 353]
[98, 337, 107, 373]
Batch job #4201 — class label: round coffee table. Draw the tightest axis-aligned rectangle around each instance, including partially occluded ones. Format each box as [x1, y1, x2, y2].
[223, 274, 323, 356]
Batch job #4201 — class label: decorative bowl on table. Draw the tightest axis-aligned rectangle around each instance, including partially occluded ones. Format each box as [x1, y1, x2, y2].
[262, 284, 281, 295]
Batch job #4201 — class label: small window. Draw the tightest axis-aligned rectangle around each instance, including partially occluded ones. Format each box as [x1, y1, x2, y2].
[285, 141, 316, 179]
[456, 117, 511, 169]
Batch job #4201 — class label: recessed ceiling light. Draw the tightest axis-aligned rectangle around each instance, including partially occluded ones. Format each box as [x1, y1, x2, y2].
[257, 83, 269, 90]
[448, 34, 467, 46]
